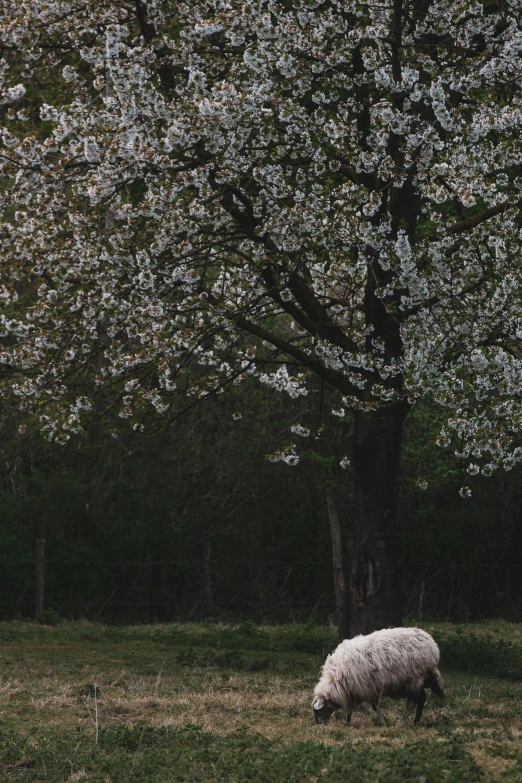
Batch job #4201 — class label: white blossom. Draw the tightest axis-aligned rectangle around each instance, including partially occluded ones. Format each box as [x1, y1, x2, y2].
[84, 137, 100, 163]
[290, 423, 310, 437]
[0, 0, 521, 480]
[394, 231, 412, 262]
[267, 445, 300, 466]
[259, 366, 308, 398]
[4, 84, 25, 102]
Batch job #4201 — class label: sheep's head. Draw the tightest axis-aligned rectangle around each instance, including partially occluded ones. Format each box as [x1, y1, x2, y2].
[312, 697, 340, 725]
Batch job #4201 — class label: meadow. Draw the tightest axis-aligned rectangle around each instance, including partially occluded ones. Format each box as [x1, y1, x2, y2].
[1, 619, 522, 782]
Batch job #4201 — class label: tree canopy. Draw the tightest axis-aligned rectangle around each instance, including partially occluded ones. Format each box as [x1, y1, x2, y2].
[0, 0, 521, 474]
[3, 0, 522, 633]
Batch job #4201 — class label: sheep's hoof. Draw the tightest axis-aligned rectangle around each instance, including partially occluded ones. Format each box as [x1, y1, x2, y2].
[372, 717, 386, 727]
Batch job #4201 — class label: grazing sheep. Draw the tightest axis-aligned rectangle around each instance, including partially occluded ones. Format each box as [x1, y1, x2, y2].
[313, 627, 444, 727]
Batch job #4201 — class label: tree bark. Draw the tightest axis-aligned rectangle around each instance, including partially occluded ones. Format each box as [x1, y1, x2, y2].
[348, 400, 408, 636]
[326, 487, 350, 640]
[201, 537, 213, 617]
[35, 537, 45, 616]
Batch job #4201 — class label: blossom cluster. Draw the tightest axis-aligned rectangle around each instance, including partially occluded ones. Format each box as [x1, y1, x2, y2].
[0, 0, 522, 473]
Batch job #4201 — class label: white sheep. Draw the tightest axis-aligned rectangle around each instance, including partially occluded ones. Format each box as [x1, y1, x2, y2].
[313, 627, 444, 727]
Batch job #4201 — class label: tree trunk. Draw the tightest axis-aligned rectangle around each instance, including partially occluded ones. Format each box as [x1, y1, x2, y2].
[201, 537, 213, 617]
[348, 400, 408, 636]
[326, 487, 350, 640]
[35, 537, 45, 616]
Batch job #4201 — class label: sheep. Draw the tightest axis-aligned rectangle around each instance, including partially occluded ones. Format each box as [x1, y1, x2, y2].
[313, 627, 444, 727]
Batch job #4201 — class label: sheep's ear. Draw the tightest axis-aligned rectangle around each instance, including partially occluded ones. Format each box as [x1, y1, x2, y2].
[313, 698, 325, 710]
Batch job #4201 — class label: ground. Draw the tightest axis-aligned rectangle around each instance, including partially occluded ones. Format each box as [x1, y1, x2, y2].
[1, 620, 522, 781]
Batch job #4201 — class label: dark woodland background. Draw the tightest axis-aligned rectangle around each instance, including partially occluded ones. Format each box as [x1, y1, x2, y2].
[2, 380, 521, 625]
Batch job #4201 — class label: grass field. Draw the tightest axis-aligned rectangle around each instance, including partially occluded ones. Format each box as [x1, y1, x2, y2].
[1, 619, 522, 781]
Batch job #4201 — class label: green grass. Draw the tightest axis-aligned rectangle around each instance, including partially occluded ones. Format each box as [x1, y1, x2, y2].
[1, 620, 522, 781]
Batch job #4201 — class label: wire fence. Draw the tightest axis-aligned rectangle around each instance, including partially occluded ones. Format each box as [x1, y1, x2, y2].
[2, 555, 521, 624]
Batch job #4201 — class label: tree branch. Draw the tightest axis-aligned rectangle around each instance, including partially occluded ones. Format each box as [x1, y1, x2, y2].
[418, 199, 521, 242]
[230, 310, 364, 398]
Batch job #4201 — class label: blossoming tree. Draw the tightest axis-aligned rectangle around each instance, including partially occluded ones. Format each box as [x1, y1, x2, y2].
[2, 0, 522, 634]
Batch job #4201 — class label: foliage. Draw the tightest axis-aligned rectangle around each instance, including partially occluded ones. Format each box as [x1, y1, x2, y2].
[1, 386, 521, 623]
[436, 629, 522, 681]
[0, 385, 343, 622]
[4, 0, 522, 633]
[1, 0, 522, 481]
[398, 397, 522, 620]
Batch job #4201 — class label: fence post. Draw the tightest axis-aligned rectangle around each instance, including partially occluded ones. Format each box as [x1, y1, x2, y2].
[35, 537, 45, 616]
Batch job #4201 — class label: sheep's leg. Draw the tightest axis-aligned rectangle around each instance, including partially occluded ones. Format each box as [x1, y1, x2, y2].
[345, 712, 352, 725]
[371, 702, 386, 727]
[413, 689, 427, 725]
[398, 696, 417, 725]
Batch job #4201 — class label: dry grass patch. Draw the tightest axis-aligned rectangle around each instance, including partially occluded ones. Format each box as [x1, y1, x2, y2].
[469, 746, 517, 778]
[1, 620, 522, 782]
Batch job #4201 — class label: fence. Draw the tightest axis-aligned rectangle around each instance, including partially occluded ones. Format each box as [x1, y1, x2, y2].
[1, 553, 520, 624]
